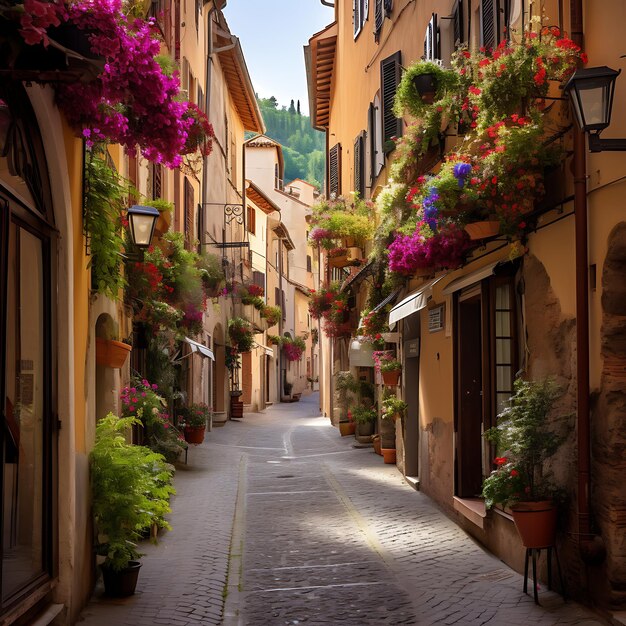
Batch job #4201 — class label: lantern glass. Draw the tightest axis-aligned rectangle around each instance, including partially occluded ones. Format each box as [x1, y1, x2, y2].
[127, 205, 159, 248]
[565, 66, 620, 134]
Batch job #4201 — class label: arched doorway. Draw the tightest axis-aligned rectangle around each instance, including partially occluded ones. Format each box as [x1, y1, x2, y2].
[0, 84, 57, 617]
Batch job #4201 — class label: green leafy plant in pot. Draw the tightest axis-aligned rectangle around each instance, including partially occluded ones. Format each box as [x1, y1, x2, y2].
[90, 414, 175, 596]
[482, 378, 566, 548]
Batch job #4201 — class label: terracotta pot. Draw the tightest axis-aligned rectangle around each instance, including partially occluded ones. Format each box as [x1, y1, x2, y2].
[381, 448, 397, 464]
[356, 421, 375, 437]
[511, 501, 557, 548]
[339, 421, 356, 436]
[184, 425, 205, 444]
[382, 370, 401, 387]
[464, 220, 501, 240]
[329, 254, 350, 268]
[95, 338, 132, 369]
[412, 73, 437, 103]
[101, 561, 142, 597]
[372, 435, 382, 456]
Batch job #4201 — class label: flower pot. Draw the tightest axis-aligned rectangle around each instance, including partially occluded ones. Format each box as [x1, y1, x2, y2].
[372, 434, 382, 456]
[101, 561, 142, 597]
[230, 397, 244, 419]
[339, 421, 356, 436]
[412, 73, 437, 104]
[381, 448, 397, 464]
[382, 370, 401, 386]
[464, 220, 501, 240]
[356, 421, 375, 437]
[511, 501, 558, 548]
[184, 425, 205, 444]
[95, 338, 132, 369]
[329, 254, 350, 268]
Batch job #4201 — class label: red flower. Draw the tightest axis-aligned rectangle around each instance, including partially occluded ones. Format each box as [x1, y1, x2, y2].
[494, 457, 507, 466]
[510, 469, 519, 477]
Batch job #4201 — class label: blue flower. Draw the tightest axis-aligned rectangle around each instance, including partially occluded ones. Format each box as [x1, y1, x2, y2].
[453, 163, 472, 188]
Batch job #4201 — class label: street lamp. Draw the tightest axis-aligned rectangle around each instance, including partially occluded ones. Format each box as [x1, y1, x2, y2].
[564, 66, 626, 151]
[127, 204, 160, 248]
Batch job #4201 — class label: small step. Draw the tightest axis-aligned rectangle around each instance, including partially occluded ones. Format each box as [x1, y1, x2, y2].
[31, 604, 64, 626]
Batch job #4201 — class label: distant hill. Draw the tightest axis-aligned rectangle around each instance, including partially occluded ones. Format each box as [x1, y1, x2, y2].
[256, 97, 325, 191]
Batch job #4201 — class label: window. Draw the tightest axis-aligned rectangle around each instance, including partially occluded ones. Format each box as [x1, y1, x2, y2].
[354, 132, 365, 199]
[328, 143, 341, 198]
[252, 270, 265, 289]
[380, 52, 403, 154]
[454, 271, 518, 498]
[453, 0, 467, 47]
[197, 202, 205, 252]
[374, 0, 384, 41]
[353, 0, 369, 39]
[247, 205, 256, 235]
[423, 13, 441, 62]
[480, 0, 510, 49]
[275, 287, 281, 306]
[307, 255, 312, 273]
[368, 94, 384, 182]
[151, 162, 162, 199]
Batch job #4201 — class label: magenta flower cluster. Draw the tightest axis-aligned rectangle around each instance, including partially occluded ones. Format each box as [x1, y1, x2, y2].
[388, 225, 471, 276]
[283, 342, 304, 362]
[17, 0, 212, 167]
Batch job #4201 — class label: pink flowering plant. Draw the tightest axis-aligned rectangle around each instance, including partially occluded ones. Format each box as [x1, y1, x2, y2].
[282, 336, 306, 362]
[6, 0, 214, 167]
[178, 403, 210, 429]
[121, 379, 187, 462]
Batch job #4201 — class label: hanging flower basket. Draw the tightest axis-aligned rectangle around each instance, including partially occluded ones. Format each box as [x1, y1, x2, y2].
[183, 425, 205, 445]
[96, 338, 132, 369]
[464, 220, 501, 240]
[412, 72, 437, 104]
[381, 369, 401, 387]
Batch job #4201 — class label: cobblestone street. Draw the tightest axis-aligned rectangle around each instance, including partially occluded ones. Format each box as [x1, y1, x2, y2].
[79, 394, 607, 626]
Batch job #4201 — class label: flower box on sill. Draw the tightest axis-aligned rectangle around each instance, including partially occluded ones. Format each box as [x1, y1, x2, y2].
[95, 338, 131, 369]
[464, 220, 500, 240]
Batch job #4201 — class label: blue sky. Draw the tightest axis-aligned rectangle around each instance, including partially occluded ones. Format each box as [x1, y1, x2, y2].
[223, 0, 334, 116]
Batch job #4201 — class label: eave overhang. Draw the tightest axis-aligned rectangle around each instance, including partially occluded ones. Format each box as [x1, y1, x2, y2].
[246, 180, 280, 215]
[305, 21, 337, 131]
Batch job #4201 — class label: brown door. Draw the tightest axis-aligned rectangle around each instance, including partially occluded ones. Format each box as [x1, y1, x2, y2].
[456, 294, 484, 497]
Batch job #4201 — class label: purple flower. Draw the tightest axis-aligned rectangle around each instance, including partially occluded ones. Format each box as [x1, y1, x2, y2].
[453, 163, 473, 188]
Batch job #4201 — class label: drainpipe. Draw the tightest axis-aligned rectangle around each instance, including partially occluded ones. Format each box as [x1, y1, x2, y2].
[278, 237, 284, 400]
[570, 0, 606, 564]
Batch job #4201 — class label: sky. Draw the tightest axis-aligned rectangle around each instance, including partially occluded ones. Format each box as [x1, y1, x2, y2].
[223, 0, 334, 116]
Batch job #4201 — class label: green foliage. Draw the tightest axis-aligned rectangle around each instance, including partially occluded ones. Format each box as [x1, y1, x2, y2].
[90, 414, 175, 571]
[381, 395, 408, 420]
[482, 378, 567, 509]
[228, 317, 255, 352]
[197, 252, 225, 291]
[351, 406, 377, 424]
[256, 97, 325, 188]
[179, 403, 210, 428]
[310, 195, 375, 243]
[84, 148, 128, 299]
[260, 305, 281, 327]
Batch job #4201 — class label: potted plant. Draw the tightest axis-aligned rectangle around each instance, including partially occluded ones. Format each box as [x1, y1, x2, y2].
[96, 323, 132, 369]
[179, 403, 210, 444]
[197, 251, 225, 297]
[482, 378, 566, 548]
[381, 395, 407, 422]
[380, 359, 402, 386]
[394, 60, 458, 116]
[145, 198, 174, 239]
[228, 317, 255, 352]
[261, 304, 282, 328]
[352, 405, 377, 437]
[90, 414, 175, 596]
[335, 371, 359, 436]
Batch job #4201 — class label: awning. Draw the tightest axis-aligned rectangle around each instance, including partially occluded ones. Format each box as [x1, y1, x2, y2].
[388, 277, 445, 327]
[183, 337, 215, 360]
[256, 343, 275, 357]
[349, 336, 375, 367]
[372, 288, 402, 313]
[441, 262, 499, 295]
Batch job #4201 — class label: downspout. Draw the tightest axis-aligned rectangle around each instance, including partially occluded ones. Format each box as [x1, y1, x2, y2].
[570, 0, 606, 564]
[278, 237, 284, 400]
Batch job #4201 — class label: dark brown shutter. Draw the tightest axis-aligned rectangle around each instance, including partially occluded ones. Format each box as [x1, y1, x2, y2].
[380, 51, 402, 151]
[275, 287, 280, 306]
[328, 143, 341, 198]
[197, 202, 204, 252]
[184, 177, 194, 250]
[281, 290, 286, 320]
[253, 270, 265, 288]
[353, 0, 360, 37]
[247, 205, 256, 235]
[307, 255, 312, 272]
[374, 0, 383, 40]
[481, 0, 497, 50]
[152, 163, 162, 199]
[384, 0, 392, 16]
[354, 133, 364, 199]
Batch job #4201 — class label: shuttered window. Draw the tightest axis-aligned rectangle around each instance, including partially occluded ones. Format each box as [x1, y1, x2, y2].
[275, 287, 280, 306]
[307, 255, 312, 272]
[374, 0, 384, 40]
[152, 163, 162, 199]
[247, 205, 256, 235]
[384, 0, 392, 14]
[453, 0, 466, 46]
[380, 52, 402, 153]
[354, 132, 365, 199]
[253, 270, 265, 289]
[328, 143, 341, 198]
[353, 0, 369, 39]
[282, 290, 286, 320]
[481, 0, 497, 50]
[197, 202, 205, 252]
[184, 177, 194, 250]
[424, 14, 440, 61]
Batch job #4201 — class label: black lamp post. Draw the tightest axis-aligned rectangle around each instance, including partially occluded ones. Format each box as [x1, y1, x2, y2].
[564, 65, 626, 151]
[127, 204, 160, 248]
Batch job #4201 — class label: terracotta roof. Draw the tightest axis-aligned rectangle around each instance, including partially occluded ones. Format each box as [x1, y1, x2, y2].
[216, 32, 264, 133]
[305, 22, 337, 131]
[246, 181, 280, 215]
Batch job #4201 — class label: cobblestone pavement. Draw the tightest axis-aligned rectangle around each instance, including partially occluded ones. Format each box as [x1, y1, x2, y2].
[79, 393, 607, 626]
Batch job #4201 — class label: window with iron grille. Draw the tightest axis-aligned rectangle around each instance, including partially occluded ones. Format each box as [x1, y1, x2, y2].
[184, 177, 194, 250]
[353, 132, 365, 199]
[380, 52, 402, 153]
[328, 143, 341, 198]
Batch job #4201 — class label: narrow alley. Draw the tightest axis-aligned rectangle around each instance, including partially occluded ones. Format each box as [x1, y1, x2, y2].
[78, 395, 605, 626]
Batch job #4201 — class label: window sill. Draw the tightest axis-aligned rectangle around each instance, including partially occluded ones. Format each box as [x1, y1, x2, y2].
[453, 496, 487, 529]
